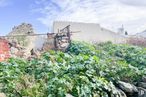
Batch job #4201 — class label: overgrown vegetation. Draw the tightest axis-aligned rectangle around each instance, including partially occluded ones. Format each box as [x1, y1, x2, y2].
[0, 41, 146, 97]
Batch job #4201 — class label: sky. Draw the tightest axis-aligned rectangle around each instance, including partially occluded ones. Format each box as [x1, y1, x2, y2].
[0, 0, 146, 35]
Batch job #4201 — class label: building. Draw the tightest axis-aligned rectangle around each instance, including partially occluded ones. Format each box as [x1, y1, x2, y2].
[136, 30, 146, 37]
[53, 21, 126, 43]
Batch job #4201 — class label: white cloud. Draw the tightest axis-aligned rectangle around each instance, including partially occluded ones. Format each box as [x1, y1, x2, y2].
[119, 0, 146, 6]
[33, 0, 146, 34]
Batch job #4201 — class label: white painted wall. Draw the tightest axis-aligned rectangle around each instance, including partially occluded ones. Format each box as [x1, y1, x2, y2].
[53, 21, 126, 43]
[136, 30, 146, 37]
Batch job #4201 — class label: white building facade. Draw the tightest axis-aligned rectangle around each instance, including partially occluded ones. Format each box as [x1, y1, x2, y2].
[53, 21, 126, 43]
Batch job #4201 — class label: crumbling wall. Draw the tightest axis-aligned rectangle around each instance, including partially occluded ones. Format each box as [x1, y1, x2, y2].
[7, 23, 35, 46]
[6, 23, 37, 58]
[8, 23, 34, 35]
[5, 23, 57, 58]
[42, 33, 55, 51]
[0, 38, 10, 61]
[0, 23, 70, 59]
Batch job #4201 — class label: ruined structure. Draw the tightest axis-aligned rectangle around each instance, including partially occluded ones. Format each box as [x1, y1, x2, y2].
[6, 23, 37, 58]
[0, 22, 71, 60]
[8, 23, 34, 35]
[0, 38, 10, 61]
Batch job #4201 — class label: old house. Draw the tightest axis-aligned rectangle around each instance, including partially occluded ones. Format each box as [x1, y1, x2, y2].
[53, 21, 126, 43]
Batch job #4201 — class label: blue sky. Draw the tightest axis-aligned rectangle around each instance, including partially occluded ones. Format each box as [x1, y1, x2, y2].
[0, 0, 47, 35]
[0, 0, 146, 35]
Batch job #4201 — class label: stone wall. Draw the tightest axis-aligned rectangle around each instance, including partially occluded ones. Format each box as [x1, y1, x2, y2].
[5, 23, 56, 58]
[8, 23, 34, 35]
[6, 23, 36, 58]
[7, 23, 35, 46]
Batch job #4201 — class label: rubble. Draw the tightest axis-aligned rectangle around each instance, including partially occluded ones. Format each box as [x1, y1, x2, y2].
[0, 23, 71, 60]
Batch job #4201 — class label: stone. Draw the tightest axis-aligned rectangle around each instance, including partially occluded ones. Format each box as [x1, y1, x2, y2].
[0, 93, 6, 97]
[118, 81, 138, 96]
[112, 88, 127, 97]
[7, 23, 37, 58]
[118, 81, 138, 93]
[66, 94, 74, 97]
[108, 82, 127, 97]
[137, 87, 146, 97]
[117, 88, 127, 97]
[8, 23, 34, 35]
[138, 82, 146, 89]
[142, 76, 146, 82]
[92, 93, 100, 97]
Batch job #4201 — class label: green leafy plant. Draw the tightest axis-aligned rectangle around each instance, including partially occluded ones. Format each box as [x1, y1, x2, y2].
[0, 41, 145, 97]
